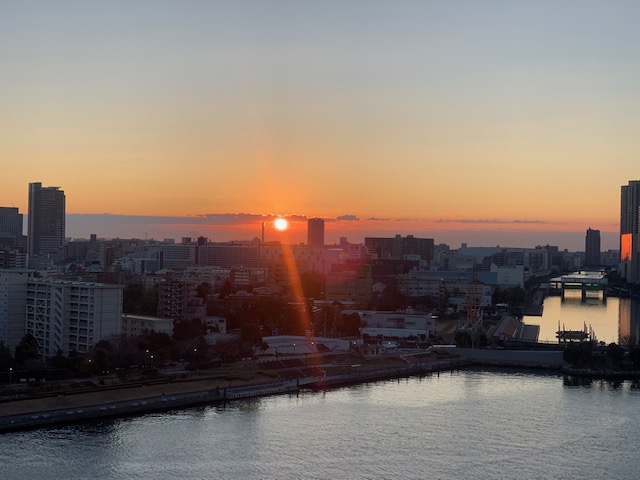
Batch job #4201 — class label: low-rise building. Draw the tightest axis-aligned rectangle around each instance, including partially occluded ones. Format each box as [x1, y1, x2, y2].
[346, 309, 436, 339]
[122, 314, 174, 337]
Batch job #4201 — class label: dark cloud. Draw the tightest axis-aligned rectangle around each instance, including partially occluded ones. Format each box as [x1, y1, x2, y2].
[68, 212, 363, 229]
[434, 218, 548, 225]
[70, 213, 266, 226]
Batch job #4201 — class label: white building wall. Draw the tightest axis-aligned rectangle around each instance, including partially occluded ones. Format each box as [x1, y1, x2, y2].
[490, 264, 525, 288]
[26, 280, 123, 357]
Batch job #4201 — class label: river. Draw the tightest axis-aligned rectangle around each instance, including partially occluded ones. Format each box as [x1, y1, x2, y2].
[1, 369, 639, 480]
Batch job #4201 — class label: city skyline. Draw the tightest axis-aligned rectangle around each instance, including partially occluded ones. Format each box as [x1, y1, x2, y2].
[2, 2, 639, 251]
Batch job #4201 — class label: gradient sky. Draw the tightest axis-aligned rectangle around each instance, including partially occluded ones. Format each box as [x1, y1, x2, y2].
[2, 0, 640, 249]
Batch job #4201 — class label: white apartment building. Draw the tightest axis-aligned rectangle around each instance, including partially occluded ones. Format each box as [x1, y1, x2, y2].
[26, 279, 123, 356]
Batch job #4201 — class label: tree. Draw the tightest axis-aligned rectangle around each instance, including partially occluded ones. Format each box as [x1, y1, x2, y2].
[197, 282, 213, 299]
[629, 347, 640, 369]
[188, 335, 209, 362]
[139, 330, 175, 363]
[123, 284, 145, 314]
[370, 281, 408, 311]
[0, 341, 12, 370]
[607, 343, 625, 369]
[492, 287, 525, 307]
[214, 337, 246, 362]
[50, 349, 73, 370]
[300, 272, 325, 299]
[563, 342, 594, 368]
[142, 285, 159, 316]
[454, 331, 472, 348]
[240, 323, 263, 354]
[218, 279, 235, 298]
[173, 318, 207, 341]
[340, 313, 362, 337]
[123, 284, 159, 315]
[14, 333, 40, 368]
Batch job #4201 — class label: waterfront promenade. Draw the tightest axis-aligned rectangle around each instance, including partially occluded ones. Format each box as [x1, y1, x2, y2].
[0, 347, 563, 432]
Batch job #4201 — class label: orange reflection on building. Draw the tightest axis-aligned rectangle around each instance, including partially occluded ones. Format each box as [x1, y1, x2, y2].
[621, 233, 633, 261]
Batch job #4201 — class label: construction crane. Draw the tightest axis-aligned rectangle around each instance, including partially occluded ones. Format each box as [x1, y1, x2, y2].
[465, 269, 483, 327]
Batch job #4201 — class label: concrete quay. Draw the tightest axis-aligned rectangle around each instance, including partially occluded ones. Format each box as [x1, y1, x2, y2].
[0, 379, 300, 433]
[452, 347, 564, 369]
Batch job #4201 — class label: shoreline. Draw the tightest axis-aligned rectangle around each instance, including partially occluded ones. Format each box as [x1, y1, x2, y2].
[0, 357, 471, 433]
[5, 348, 634, 433]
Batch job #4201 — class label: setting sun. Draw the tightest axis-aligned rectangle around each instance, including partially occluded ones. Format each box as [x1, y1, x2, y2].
[274, 218, 288, 231]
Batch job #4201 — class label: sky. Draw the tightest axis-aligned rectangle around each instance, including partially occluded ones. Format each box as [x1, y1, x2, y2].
[2, 0, 639, 250]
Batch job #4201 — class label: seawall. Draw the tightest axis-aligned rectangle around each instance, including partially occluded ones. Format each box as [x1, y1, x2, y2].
[0, 380, 300, 433]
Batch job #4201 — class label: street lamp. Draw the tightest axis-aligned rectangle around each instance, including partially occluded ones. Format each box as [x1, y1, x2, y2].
[9, 367, 12, 385]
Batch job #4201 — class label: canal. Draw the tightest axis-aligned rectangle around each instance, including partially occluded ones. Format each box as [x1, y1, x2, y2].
[524, 292, 640, 345]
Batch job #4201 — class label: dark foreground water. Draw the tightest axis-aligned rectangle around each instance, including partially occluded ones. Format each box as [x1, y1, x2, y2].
[1, 369, 639, 480]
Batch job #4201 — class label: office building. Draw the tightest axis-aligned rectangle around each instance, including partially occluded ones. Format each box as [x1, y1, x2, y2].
[196, 240, 263, 268]
[27, 182, 65, 268]
[584, 228, 601, 268]
[620, 181, 640, 283]
[307, 218, 325, 246]
[365, 235, 434, 262]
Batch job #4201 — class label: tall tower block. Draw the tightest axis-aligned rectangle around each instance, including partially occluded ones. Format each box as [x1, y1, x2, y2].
[307, 218, 325, 247]
[27, 182, 65, 268]
[620, 180, 640, 283]
[584, 228, 601, 268]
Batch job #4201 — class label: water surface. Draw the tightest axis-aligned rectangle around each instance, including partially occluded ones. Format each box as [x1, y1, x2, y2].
[2, 370, 638, 480]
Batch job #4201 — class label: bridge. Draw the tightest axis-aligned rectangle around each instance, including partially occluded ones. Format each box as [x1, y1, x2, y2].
[549, 271, 608, 302]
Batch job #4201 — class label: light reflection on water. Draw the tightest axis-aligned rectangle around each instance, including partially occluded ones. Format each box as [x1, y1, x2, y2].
[1, 370, 640, 480]
[525, 295, 640, 345]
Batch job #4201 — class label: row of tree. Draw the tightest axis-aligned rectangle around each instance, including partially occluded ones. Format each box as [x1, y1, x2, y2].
[0, 334, 41, 371]
[563, 342, 640, 371]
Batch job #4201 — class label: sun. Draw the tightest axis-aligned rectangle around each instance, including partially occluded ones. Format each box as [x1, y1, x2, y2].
[274, 218, 288, 231]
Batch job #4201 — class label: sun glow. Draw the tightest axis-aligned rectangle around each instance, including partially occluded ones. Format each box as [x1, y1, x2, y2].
[274, 218, 288, 231]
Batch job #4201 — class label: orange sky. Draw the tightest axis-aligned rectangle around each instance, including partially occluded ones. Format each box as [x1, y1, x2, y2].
[2, 2, 637, 251]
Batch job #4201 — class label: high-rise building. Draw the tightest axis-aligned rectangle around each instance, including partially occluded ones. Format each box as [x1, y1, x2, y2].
[584, 228, 601, 268]
[620, 180, 640, 283]
[0, 207, 23, 249]
[307, 218, 325, 246]
[27, 182, 65, 268]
